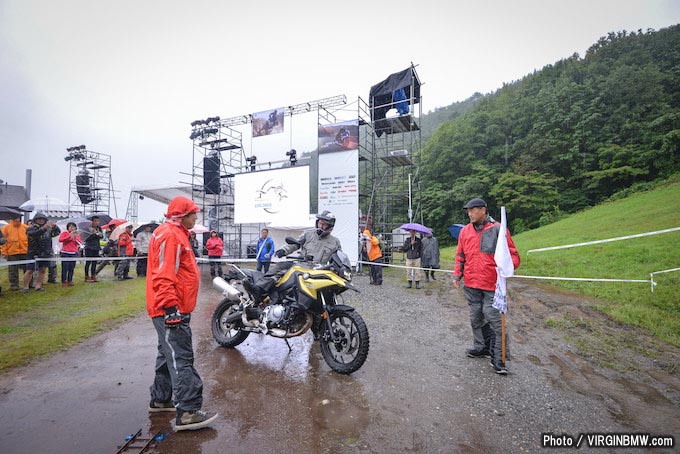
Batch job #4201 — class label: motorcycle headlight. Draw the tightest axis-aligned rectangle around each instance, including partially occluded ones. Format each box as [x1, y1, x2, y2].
[344, 270, 352, 281]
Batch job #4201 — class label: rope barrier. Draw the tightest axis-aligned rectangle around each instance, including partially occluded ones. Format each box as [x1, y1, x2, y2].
[353, 260, 676, 293]
[526, 227, 680, 256]
[1, 256, 675, 293]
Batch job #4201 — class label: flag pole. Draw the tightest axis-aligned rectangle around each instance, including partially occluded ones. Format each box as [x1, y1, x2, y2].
[501, 313, 506, 363]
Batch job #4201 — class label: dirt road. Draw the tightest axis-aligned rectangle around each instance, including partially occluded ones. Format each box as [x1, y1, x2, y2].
[0, 271, 678, 453]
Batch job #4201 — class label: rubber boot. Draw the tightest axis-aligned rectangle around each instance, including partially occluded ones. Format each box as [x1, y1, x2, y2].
[407, 281, 412, 289]
[431, 271, 436, 281]
[425, 274, 429, 282]
[415, 281, 420, 289]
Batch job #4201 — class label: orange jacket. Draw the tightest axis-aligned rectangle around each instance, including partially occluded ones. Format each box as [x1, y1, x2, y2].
[1, 219, 28, 256]
[146, 222, 199, 318]
[362, 230, 382, 261]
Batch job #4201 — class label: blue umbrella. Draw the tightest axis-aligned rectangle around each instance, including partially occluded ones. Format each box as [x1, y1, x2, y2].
[447, 224, 465, 240]
[399, 222, 432, 235]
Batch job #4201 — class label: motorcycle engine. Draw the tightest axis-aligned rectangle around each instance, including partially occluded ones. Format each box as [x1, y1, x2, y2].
[266, 304, 286, 323]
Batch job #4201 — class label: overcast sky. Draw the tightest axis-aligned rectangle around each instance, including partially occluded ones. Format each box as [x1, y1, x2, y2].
[1, 0, 679, 221]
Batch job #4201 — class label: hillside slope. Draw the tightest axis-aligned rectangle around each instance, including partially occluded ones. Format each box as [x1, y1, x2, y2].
[512, 179, 680, 345]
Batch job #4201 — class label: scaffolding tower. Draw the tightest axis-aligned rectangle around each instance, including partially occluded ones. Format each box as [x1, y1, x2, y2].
[359, 65, 422, 262]
[65, 145, 116, 216]
[189, 95, 348, 258]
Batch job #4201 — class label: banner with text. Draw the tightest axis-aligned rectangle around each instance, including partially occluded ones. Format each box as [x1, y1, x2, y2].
[318, 147, 359, 264]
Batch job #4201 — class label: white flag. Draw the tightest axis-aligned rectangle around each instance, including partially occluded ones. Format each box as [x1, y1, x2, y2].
[493, 206, 514, 313]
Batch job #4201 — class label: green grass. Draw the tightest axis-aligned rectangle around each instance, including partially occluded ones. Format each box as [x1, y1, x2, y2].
[514, 179, 680, 346]
[0, 270, 146, 372]
[441, 178, 680, 347]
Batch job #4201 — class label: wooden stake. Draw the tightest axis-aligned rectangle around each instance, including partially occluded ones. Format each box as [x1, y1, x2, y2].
[501, 312, 506, 363]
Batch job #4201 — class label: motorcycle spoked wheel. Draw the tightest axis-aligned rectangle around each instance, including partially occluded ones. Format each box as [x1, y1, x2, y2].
[211, 298, 250, 348]
[319, 310, 369, 374]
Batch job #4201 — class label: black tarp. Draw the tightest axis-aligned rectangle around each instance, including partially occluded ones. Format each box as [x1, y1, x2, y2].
[369, 67, 421, 122]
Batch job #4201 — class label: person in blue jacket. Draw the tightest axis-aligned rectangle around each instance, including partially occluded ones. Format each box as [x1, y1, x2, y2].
[255, 228, 275, 273]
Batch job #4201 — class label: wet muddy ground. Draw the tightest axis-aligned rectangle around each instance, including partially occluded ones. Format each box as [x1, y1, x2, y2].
[0, 270, 678, 453]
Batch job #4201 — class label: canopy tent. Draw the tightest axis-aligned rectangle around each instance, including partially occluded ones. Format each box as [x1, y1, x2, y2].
[130, 184, 195, 206]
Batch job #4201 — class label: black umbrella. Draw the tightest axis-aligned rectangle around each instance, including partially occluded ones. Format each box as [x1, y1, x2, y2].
[86, 212, 112, 225]
[0, 206, 24, 221]
[133, 222, 159, 237]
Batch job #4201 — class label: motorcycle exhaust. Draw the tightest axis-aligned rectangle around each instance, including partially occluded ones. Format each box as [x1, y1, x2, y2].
[212, 277, 242, 301]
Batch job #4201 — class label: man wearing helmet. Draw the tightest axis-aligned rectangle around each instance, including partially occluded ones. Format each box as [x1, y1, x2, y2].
[246, 211, 342, 304]
[274, 210, 342, 264]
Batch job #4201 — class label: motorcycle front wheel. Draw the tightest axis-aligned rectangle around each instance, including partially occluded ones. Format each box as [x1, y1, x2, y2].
[211, 298, 250, 348]
[319, 310, 369, 374]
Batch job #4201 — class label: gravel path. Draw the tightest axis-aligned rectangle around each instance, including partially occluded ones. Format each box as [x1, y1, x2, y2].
[0, 268, 678, 453]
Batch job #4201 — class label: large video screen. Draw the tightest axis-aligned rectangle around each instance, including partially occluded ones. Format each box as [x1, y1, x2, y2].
[234, 166, 310, 225]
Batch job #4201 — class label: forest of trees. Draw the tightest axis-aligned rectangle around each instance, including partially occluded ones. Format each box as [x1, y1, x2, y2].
[419, 25, 680, 239]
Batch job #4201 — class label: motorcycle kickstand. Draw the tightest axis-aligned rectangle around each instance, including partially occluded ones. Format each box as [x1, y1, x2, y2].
[284, 337, 292, 352]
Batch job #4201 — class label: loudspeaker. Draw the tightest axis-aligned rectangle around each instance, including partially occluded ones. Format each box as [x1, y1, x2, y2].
[76, 174, 95, 204]
[203, 156, 220, 194]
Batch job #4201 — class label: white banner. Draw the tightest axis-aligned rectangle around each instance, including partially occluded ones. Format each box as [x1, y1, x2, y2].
[234, 166, 310, 225]
[318, 148, 359, 264]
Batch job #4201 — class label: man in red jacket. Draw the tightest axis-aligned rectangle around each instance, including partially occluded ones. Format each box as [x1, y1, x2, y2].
[453, 198, 520, 375]
[146, 196, 218, 431]
[115, 224, 134, 280]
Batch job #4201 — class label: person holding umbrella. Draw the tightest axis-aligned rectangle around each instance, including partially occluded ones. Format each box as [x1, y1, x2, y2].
[135, 224, 154, 277]
[23, 212, 60, 292]
[83, 216, 103, 282]
[58, 222, 81, 286]
[400, 229, 423, 289]
[115, 224, 134, 280]
[1, 214, 28, 291]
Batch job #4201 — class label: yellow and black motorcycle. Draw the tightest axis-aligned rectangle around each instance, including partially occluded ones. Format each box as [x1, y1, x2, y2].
[211, 246, 369, 374]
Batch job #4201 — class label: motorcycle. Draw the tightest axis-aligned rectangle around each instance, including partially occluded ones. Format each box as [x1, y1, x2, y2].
[211, 240, 370, 374]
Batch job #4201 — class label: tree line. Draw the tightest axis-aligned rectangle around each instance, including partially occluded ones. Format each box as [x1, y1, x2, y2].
[419, 25, 680, 240]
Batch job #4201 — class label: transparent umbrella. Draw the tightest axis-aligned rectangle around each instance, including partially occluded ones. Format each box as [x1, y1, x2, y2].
[19, 196, 70, 212]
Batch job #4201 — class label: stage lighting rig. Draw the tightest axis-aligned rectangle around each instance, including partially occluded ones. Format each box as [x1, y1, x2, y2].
[64, 145, 88, 161]
[246, 155, 257, 172]
[286, 149, 297, 166]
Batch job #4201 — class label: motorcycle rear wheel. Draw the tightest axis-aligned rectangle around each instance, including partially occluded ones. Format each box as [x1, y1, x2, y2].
[211, 298, 250, 348]
[320, 310, 369, 374]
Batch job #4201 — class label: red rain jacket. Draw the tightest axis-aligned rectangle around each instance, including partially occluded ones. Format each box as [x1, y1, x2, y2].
[146, 222, 199, 318]
[117, 231, 134, 256]
[453, 217, 520, 291]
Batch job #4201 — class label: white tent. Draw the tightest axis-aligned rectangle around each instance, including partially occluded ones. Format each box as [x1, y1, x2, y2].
[265, 215, 316, 261]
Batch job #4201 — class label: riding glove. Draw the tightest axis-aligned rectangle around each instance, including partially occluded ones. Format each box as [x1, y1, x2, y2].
[164, 306, 182, 328]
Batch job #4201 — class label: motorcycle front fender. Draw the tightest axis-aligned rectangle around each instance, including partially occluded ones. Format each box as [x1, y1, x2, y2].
[328, 304, 355, 313]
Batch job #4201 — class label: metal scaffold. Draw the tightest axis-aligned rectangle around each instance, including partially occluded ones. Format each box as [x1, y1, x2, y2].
[358, 64, 423, 262]
[188, 95, 348, 258]
[65, 145, 116, 216]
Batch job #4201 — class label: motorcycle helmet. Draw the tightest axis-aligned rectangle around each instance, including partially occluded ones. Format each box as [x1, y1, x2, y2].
[315, 210, 336, 237]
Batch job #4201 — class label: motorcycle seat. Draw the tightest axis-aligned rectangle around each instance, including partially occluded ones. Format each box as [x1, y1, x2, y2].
[240, 268, 265, 281]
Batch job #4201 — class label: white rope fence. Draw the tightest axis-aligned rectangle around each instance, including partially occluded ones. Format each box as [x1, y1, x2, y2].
[354, 260, 676, 293]
[526, 227, 680, 256]
[1, 256, 675, 293]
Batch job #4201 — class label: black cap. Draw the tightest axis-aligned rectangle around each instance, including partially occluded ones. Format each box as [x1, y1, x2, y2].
[463, 198, 487, 209]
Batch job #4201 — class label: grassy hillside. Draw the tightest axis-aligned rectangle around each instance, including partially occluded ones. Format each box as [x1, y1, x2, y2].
[444, 178, 680, 347]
